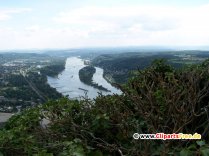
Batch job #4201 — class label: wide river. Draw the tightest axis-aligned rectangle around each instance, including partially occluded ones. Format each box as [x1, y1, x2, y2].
[47, 57, 122, 99]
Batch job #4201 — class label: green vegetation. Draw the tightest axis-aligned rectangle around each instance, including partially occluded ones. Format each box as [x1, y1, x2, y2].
[0, 72, 62, 112]
[1, 59, 209, 155]
[0, 53, 66, 112]
[40, 59, 66, 77]
[79, 66, 96, 84]
[79, 66, 110, 92]
[27, 72, 63, 100]
[92, 51, 208, 84]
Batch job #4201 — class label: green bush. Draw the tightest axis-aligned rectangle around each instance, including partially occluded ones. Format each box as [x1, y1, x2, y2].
[0, 59, 209, 155]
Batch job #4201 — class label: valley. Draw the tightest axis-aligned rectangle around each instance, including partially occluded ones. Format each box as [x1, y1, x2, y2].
[1, 49, 209, 114]
[0, 53, 65, 113]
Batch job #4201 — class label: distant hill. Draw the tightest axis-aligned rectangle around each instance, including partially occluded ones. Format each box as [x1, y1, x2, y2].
[92, 51, 209, 84]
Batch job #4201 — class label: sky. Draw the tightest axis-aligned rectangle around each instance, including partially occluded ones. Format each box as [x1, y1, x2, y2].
[0, 0, 209, 50]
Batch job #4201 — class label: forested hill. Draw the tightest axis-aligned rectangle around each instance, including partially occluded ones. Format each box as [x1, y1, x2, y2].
[1, 59, 209, 155]
[92, 51, 209, 84]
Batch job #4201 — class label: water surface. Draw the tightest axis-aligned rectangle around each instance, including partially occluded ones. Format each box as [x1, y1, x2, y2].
[47, 57, 121, 99]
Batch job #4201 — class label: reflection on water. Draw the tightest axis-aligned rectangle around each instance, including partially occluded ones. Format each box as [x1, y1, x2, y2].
[47, 57, 121, 99]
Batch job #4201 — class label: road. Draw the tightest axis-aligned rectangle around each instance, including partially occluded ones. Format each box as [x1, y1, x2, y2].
[20, 71, 47, 101]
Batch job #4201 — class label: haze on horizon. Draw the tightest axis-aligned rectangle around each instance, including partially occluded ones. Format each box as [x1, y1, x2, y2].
[0, 0, 209, 50]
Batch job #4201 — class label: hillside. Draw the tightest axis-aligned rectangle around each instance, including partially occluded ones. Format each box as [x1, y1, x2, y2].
[0, 59, 209, 155]
[92, 51, 209, 84]
[0, 53, 65, 113]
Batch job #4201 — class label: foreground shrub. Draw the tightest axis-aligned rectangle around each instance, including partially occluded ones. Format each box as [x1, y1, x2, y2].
[0, 59, 209, 155]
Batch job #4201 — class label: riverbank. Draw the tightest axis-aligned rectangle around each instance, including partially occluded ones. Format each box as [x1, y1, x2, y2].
[79, 66, 111, 92]
[47, 57, 121, 99]
[40, 58, 66, 77]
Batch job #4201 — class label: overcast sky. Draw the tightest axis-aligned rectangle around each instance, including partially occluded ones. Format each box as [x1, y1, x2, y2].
[0, 0, 209, 50]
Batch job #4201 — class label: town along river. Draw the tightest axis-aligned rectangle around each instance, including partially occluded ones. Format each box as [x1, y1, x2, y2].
[47, 57, 121, 99]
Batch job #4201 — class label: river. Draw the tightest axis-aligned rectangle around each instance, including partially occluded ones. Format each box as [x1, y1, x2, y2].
[47, 57, 122, 99]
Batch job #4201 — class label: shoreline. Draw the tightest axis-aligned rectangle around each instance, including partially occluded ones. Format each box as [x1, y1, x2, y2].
[47, 57, 121, 99]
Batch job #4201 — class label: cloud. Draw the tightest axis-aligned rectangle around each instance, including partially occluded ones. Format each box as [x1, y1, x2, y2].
[53, 5, 209, 42]
[1, 4, 209, 49]
[0, 8, 31, 21]
[25, 25, 41, 32]
[53, 6, 180, 32]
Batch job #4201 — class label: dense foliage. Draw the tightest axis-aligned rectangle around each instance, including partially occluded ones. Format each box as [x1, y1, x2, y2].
[0, 53, 65, 113]
[1, 59, 209, 155]
[92, 52, 207, 84]
[27, 72, 63, 101]
[0, 72, 62, 112]
[40, 63, 65, 77]
[79, 66, 96, 84]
